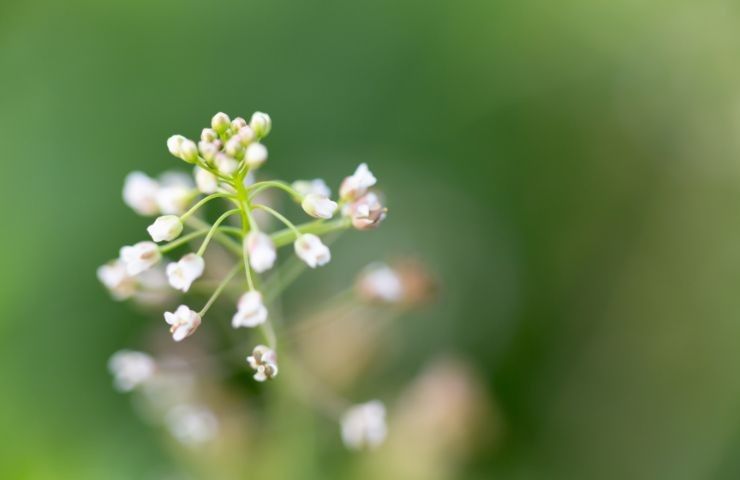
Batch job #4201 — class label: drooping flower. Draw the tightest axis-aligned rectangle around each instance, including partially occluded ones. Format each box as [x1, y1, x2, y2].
[147, 215, 183, 242]
[302, 193, 338, 219]
[356, 262, 404, 303]
[123, 171, 160, 216]
[250, 111, 272, 138]
[232, 291, 268, 328]
[164, 305, 201, 341]
[108, 350, 156, 392]
[292, 178, 331, 198]
[97, 259, 137, 300]
[194, 167, 218, 194]
[120, 241, 161, 275]
[340, 401, 387, 450]
[294, 234, 331, 268]
[245, 232, 277, 273]
[246, 345, 278, 381]
[348, 192, 387, 230]
[339, 163, 377, 202]
[166, 253, 205, 292]
[245, 142, 268, 168]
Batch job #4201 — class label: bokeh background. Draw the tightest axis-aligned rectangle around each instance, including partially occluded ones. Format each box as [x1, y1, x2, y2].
[3, 0, 740, 478]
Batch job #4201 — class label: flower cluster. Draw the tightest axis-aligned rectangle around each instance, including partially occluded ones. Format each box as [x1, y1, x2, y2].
[101, 111, 391, 450]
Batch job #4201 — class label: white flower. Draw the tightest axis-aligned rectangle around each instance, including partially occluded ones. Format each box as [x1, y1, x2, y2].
[120, 241, 161, 275]
[108, 350, 156, 392]
[232, 291, 268, 328]
[339, 163, 377, 201]
[357, 263, 404, 303]
[340, 401, 387, 450]
[348, 192, 387, 230]
[246, 345, 278, 382]
[294, 234, 331, 268]
[123, 171, 160, 216]
[211, 112, 231, 134]
[166, 254, 205, 292]
[147, 215, 183, 242]
[97, 259, 137, 300]
[301, 193, 338, 219]
[164, 305, 201, 341]
[245, 232, 276, 273]
[292, 178, 331, 198]
[250, 111, 271, 138]
[215, 152, 239, 176]
[194, 167, 218, 194]
[165, 405, 219, 446]
[245, 143, 267, 168]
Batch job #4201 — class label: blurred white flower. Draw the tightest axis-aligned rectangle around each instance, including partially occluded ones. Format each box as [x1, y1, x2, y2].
[245, 232, 276, 273]
[166, 254, 205, 292]
[340, 401, 387, 450]
[147, 215, 183, 243]
[250, 111, 272, 138]
[356, 262, 403, 303]
[246, 345, 278, 382]
[339, 163, 377, 201]
[245, 143, 268, 168]
[164, 305, 201, 342]
[97, 259, 137, 300]
[194, 167, 218, 194]
[294, 234, 331, 268]
[156, 185, 191, 215]
[232, 291, 268, 328]
[120, 241, 161, 275]
[302, 193, 338, 219]
[165, 404, 219, 446]
[292, 178, 331, 198]
[108, 350, 156, 392]
[123, 171, 160, 216]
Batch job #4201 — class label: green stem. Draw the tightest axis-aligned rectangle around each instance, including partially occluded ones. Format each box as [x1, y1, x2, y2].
[184, 217, 242, 256]
[271, 217, 351, 247]
[159, 229, 209, 253]
[197, 209, 240, 256]
[180, 193, 237, 221]
[253, 204, 301, 236]
[198, 262, 243, 316]
[248, 180, 302, 200]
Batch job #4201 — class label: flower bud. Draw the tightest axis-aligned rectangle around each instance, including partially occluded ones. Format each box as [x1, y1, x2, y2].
[302, 194, 338, 219]
[147, 215, 183, 242]
[250, 111, 271, 138]
[166, 253, 205, 292]
[179, 139, 199, 163]
[214, 152, 239, 176]
[194, 167, 218, 194]
[108, 350, 156, 392]
[97, 259, 137, 300]
[123, 171, 160, 216]
[211, 112, 231, 134]
[120, 241, 161, 275]
[201, 128, 218, 142]
[245, 232, 277, 272]
[244, 143, 267, 168]
[237, 126, 255, 146]
[294, 234, 331, 268]
[232, 291, 268, 328]
[167, 135, 186, 157]
[164, 305, 201, 341]
[340, 401, 387, 450]
[224, 137, 244, 159]
[292, 178, 331, 198]
[349, 192, 387, 230]
[198, 141, 218, 163]
[231, 117, 247, 130]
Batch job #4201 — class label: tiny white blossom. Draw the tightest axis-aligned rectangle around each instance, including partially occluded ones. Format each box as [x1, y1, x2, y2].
[215, 152, 239, 176]
[211, 112, 231, 134]
[245, 143, 267, 168]
[249, 111, 271, 138]
[339, 163, 377, 201]
[97, 259, 137, 300]
[292, 178, 331, 198]
[302, 193, 338, 219]
[164, 305, 201, 341]
[108, 350, 156, 392]
[147, 215, 183, 242]
[166, 253, 205, 292]
[246, 345, 278, 382]
[245, 232, 277, 273]
[357, 263, 404, 303]
[120, 241, 161, 275]
[340, 401, 387, 450]
[123, 171, 160, 216]
[294, 234, 331, 268]
[194, 166, 218, 194]
[165, 404, 219, 446]
[232, 291, 268, 328]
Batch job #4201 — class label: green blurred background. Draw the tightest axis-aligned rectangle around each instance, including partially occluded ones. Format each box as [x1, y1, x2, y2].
[3, 0, 740, 478]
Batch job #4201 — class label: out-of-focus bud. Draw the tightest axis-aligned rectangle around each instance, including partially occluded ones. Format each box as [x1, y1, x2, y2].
[211, 112, 231, 134]
[108, 350, 156, 392]
[214, 152, 239, 176]
[224, 136, 244, 159]
[201, 128, 218, 143]
[167, 135, 186, 157]
[246, 345, 278, 381]
[245, 232, 277, 273]
[232, 291, 268, 328]
[147, 215, 183, 243]
[348, 192, 387, 230]
[244, 143, 268, 168]
[198, 141, 218, 163]
[356, 262, 403, 303]
[123, 171, 160, 216]
[97, 259, 137, 300]
[231, 117, 247, 131]
[294, 234, 331, 268]
[302, 193, 338, 219]
[166, 253, 205, 292]
[237, 126, 255, 146]
[340, 401, 387, 450]
[165, 404, 219, 447]
[250, 111, 271, 138]
[179, 139, 199, 163]
[194, 167, 218, 194]
[120, 241, 161, 275]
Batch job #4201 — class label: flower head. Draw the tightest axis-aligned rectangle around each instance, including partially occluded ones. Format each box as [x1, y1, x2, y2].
[340, 401, 387, 450]
[97, 259, 137, 300]
[123, 171, 160, 216]
[108, 350, 156, 392]
[302, 193, 338, 219]
[232, 291, 268, 328]
[246, 345, 278, 381]
[147, 215, 183, 242]
[166, 253, 205, 292]
[245, 232, 277, 273]
[339, 163, 377, 202]
[164, 305, 201, 341]
[294, 234, 331, 268]
[120, 241, 161, 275]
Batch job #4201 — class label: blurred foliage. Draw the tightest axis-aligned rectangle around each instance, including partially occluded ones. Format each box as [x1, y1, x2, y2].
[2, 0, 740, 479]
